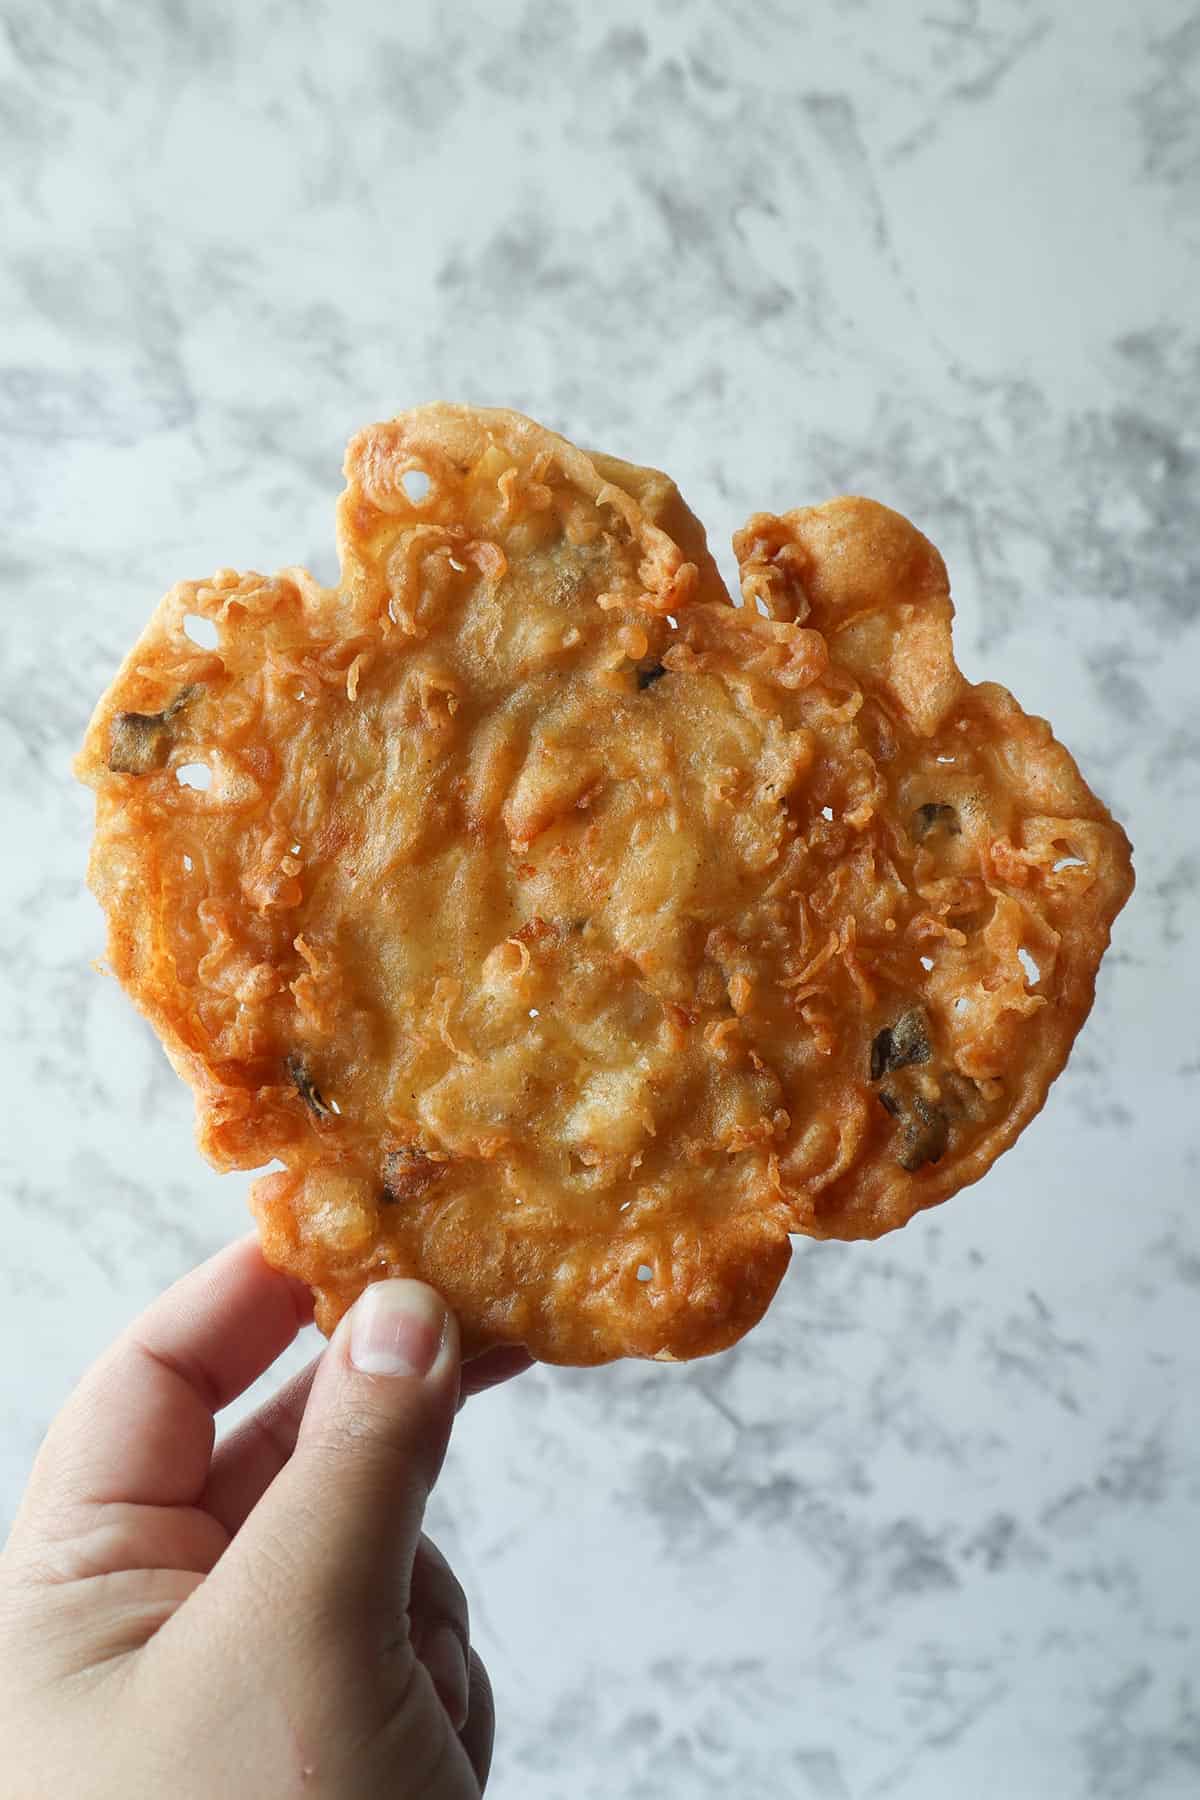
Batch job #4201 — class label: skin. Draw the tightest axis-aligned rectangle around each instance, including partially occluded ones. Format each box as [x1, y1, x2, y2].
[0, 1238, 530, 1797]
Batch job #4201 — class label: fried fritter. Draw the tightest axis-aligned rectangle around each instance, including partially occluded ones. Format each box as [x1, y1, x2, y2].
[76, 406, 1134, 1364]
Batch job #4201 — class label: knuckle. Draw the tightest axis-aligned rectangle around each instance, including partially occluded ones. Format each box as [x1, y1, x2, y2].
[306, 1408, 433, 1520]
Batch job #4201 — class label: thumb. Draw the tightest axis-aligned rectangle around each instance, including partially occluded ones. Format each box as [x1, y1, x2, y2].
[226, 1278, 459, 1632]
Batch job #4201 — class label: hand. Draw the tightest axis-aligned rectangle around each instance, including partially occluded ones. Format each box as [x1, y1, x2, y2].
[0, 1237, 530, 1797]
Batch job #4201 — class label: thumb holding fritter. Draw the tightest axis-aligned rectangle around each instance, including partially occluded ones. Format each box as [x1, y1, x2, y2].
[200, 1279, 490, 1796]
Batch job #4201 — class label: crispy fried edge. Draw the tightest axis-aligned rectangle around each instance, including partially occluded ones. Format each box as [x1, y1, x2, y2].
[735, 498, 1135, 1242]
[337, 402, 732, 621]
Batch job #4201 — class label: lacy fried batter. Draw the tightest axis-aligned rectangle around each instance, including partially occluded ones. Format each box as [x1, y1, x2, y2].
[76, 405, 1134, 1365]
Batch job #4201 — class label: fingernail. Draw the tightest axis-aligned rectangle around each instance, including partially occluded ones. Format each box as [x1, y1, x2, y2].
[349, 1280, 447, 1377]
[423, 1623, 470, 1731]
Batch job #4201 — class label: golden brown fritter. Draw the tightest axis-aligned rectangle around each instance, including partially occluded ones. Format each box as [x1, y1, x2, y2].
[76, 405, 1133, 1364]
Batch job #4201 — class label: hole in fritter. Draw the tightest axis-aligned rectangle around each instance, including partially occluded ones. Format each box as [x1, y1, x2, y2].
[1053, 853, 1086, 872]
[175, 762, 211, 789]
[821, 806, 834, 821]
[954, 996, 970, 1014]
[919, 955, 934, 971]
[666, 614, 678, 627]
[935, 754, 955, 764]
[183, 612, 219, 648]
[182, 853, 193, 871]
[636, 1263, 653, 1283]
[400, 467, 431, 502]
[1017, 947, 1040, 985]
[289, 842, 301, 855]
[528, 1007, 540, 1018]
[329, 1096, 342, 1115]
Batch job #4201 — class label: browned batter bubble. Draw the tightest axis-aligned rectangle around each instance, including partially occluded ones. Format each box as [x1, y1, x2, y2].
[382, 1146, 447, 1205]
[75, 406, 1134, 1365]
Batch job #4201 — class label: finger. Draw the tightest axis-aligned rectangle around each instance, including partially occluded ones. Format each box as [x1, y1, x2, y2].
[420, 1622, 471, 1735]
[203, 1338, 529, 1536]
[14, 1236, 311, 1540]
[202, 1353, 322, 1537]
[411, 1534, 469, 1648]
[459, 1649, 496, 1791]
[411, 1536, 470, 1730]
[457, 1345, 534, 1408]
[209, 1280, 459, 1642]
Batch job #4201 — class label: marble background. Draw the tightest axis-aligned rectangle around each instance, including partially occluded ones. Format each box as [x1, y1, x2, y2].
[2, 0, 1197, 1793]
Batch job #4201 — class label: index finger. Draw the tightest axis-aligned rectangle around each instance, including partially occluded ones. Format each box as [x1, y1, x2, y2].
[17, 1234, 312, 1532]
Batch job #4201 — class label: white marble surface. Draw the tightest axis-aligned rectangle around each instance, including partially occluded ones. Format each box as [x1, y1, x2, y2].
[2, 1, 1197, 1793]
